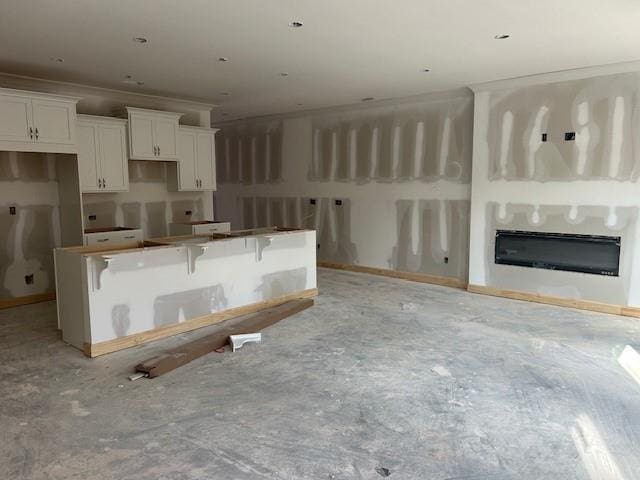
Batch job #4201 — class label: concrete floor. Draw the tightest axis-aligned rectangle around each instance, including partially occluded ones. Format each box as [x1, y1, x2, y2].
[2, 268, 640, 480]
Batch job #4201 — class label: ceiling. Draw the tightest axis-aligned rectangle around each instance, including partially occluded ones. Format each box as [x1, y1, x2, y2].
[1, 0, 639, 122]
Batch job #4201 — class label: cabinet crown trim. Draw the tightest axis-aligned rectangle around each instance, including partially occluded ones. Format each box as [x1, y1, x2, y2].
[122, 106, 183, 119]
[77, 114, 127, 125]
[0, 86, 80, 103]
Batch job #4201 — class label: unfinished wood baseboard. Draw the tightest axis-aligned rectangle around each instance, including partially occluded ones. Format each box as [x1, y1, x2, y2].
[318, 261, 467, 289]
[0, 291, 56, 310]
[83, 288, 318, 357]
[467, 284, 640, 319]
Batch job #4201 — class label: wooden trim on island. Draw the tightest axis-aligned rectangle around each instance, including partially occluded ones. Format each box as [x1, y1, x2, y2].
[83, 288, 319, 357]
[0, 291, 56, 310]
[318, 261, 468, 289]
[467, 284, 640, 319]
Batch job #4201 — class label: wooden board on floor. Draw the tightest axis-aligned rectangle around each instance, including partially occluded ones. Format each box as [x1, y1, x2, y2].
[84, 288, 318, 357]
[135, 298, 314, 378]
[0, 291, 55, 310]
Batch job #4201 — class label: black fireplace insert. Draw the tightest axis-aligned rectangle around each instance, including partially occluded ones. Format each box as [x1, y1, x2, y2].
[494, 230, 620, 276]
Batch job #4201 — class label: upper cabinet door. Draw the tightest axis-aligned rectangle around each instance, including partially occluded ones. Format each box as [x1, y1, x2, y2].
[98, 123, 128, 192]
[196, 132, 216, 190]
[177, 130, 198, 190]
[77, 123, 100, 192]
[31, 98, 75, 145]
[0, 94, 32, 142]
[153, 117, 178, 159]
[129, 113, 155, 159]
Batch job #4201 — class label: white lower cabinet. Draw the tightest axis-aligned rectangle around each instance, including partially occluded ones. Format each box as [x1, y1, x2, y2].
[169, 126, 218, 191]
[83, 228, 143, 246]
[77, 115, 129, 193]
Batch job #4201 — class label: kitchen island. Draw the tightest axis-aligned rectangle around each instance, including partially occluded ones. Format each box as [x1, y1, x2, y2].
[54, 227, 317, 356]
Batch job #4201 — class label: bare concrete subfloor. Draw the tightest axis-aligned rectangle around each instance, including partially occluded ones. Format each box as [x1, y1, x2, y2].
[2, 268, 640, 480]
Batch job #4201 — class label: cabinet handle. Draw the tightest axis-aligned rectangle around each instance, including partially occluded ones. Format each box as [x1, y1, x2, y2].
[123, 235, 135, 239]
[97, 238, 109, 243]
[154, 145, 157, 155]
[29, 127, 34, 139]
[157, 146, 161, 156]
[98, 178, 102, 188]
[103, 178, 106, 188]
[35, 128, 39, 140]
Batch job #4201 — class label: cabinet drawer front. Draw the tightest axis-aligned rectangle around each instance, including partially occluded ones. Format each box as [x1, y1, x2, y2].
[193, 223, 231, 235]
[114, 230, 143, 243]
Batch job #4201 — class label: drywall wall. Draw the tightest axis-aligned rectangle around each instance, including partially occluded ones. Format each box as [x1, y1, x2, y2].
[82, 161, 213, 238]
[0, 152, 62, 299]
[469, 71, 640, 306]
[214, 92, 473, 281]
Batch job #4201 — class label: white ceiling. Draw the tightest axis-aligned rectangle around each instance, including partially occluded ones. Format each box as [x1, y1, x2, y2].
[1, 0, 639, 121]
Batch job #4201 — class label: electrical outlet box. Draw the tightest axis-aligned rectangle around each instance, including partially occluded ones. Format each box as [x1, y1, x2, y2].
[541, 133, 548, 142]
[24, 274, 34, 285]
[185, 210, 192, 216]
[9, 206, 16, 215]
[444, 257, 449, 264]
[310, 198, 316, 205]
[88, 214, 97, 221]
[565, 132, 576, 141]
[335, 199, 343, 206]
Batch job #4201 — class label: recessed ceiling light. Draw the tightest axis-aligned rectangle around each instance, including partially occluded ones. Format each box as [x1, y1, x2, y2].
[133, 36, 148, 43]
[289, 21, 304, 28]
[420, 68, 430, 73]
[280, 72, 289, 77]
[218, 57, 229, 62]
[49, 57, 64, 63]
[494, 34, 510, 39]
[361, 97, 374, 102]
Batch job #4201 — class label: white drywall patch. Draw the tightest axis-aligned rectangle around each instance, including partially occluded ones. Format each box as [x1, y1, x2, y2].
[439, 117, 451, 176]
[499, 111, 513, 177]
[414, 121, 425, 178]
[608, 96, 625, 178]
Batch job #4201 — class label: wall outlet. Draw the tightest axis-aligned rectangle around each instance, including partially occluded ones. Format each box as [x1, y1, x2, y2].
[9, 206, 16, 215]
[335, 199, 343, 206]
[185, 210, 192, 216]
[444, 256, 449, 264]
[310, 198, 316, 205]
[24, 274, 34, 285]
[565, 132, 576, 141]
[541, 133, 548, 142]
[88, 214, 97, 221]
[317, 243, 320, 250]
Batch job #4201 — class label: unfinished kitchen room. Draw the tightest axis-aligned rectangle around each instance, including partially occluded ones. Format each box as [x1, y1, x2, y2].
[2, 1, 640, 479]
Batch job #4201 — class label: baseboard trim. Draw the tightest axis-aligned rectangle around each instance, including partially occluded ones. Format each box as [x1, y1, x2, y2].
[83, 288, 319, 357]
[467, 284, 640, 319]
[0, 291, 56, 310]
[318, 261, 467, 289]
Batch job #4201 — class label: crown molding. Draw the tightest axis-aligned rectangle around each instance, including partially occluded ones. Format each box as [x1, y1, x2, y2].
[213, 87, 472, 128]
[469, 60, 640, 93]
[0, 72, 216, 114]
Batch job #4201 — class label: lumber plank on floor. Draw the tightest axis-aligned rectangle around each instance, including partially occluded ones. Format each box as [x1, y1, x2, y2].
[135, 298, 314, 378]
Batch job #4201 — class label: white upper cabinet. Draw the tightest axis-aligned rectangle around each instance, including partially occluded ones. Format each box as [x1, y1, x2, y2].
[0, 88, 78, 153]
[125, 107, 181, 160]
[171, 126, 217, 191]
[77, 115, 129, 193]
